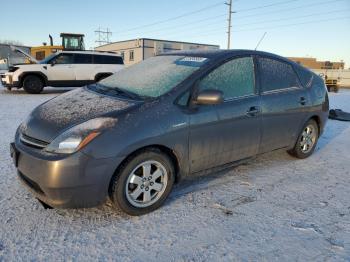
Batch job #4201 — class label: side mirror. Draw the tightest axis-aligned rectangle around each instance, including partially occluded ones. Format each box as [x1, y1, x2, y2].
[194, 89, 224, 105]
[50, 60, 56, 66]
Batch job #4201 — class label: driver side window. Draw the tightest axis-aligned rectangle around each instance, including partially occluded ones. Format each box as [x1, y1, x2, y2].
[54, 54, 74, 64]
[198, 56, 255, 100]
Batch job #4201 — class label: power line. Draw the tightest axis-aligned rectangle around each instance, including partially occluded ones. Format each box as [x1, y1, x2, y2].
[115, 0, 347, 42]
[115, 14, 226, 38]
[134, 8, 343, 40]
[232, 16, 350, 32]
[235, 0, 299, 12]
[155, 19, 226, 35]
[96, 0, 347, 45]
[161, 15, 349, 39]
[235, 9, 350, 27]
[113, 2, 224, 34]
[122, 0, 346, 35]
[234, 0, 347, 20]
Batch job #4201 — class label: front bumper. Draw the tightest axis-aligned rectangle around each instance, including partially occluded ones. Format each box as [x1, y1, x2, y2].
[1, 74, 20, 88]
[11, 140, 122, 208]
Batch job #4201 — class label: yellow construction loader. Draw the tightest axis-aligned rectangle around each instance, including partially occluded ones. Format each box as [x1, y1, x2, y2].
[30, 33, 85, 61]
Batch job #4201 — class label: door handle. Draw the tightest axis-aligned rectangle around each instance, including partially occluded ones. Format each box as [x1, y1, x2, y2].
[299, 97, 307, 105]
[246, 106, 261, 117]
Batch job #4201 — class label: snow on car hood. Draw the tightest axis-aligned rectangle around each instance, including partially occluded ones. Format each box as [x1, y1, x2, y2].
[21, 87, 138, 142]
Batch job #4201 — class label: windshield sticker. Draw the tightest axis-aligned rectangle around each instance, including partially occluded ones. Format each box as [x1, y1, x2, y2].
[175, 57, 208, 67]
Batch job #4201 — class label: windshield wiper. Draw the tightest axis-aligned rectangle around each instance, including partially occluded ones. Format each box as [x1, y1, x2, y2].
[92, 84, 143, 100]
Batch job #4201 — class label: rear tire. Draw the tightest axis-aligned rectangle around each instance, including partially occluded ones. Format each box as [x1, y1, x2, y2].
[288, 119, 319, 159]
[23, 75, 44, 94]
[109, 149, 175, 216]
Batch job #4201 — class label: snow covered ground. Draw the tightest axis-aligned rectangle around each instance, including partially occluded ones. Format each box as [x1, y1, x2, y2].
[0, 85, 349, 261]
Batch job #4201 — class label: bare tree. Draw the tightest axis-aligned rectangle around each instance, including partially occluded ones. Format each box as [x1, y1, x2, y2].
[0, 39, 23, 46]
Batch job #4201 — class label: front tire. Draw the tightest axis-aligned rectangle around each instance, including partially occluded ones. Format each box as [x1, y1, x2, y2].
[109, 149, 175, 216]
[288, 119, 319, 159]
[23, 75, 44, 94]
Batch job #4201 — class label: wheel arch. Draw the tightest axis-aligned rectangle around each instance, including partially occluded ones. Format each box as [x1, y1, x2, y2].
[19, 72, 48, 87]
[94, 72, 113, 82]
[309, 115, 321, 136]
[109, 144, 181, 193]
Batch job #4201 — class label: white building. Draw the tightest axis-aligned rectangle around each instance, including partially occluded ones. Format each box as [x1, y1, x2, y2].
[95, 38, 219, 66]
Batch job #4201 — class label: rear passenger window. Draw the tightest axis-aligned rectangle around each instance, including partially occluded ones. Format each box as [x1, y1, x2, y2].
[74, 54, 92, 64]
[198, 56, 255, 100]
[93, 55, 123, 64]
[259, 58, 300, 92]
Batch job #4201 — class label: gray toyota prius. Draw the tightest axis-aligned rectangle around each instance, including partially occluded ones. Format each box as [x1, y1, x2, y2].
[11, 50, 329, 215]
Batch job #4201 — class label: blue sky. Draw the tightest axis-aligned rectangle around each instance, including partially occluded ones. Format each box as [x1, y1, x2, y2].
[1, 0, 350, 67]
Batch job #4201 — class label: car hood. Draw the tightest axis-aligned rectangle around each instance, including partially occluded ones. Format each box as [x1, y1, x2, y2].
[21, 87, 139, 142]
[11, 46, 39, 64]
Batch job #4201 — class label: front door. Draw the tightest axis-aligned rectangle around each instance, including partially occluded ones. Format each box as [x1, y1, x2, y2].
[189, 56, 261, 173]
[47, 53, 75, 82]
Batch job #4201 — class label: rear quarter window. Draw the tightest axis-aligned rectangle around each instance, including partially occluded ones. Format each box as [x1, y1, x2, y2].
[259, 57, 301, 92]
[311, 74, 327, 98]
[294, 65, 313, 87]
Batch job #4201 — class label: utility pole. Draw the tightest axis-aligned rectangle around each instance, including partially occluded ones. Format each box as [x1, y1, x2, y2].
[225, 0, 233, 49]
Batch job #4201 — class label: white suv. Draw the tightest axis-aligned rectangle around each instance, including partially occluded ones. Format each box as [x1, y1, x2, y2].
[1, 51, 124, 94]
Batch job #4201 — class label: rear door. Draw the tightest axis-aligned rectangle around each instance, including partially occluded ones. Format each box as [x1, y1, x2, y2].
[73, 53, 93, 81]
[189, 56, 261, 173]
[94, 55, 124, 74]
[47, 53, 75, 81]
[257, 56, 311, 153]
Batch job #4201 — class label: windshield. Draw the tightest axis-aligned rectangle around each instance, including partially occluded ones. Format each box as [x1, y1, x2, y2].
[39, 53, 57, 64]
[99, 55, 208, 98]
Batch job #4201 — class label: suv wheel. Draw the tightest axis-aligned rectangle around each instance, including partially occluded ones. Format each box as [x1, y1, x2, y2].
[23, 75, 44, 94]
[288, 119, 319, 159]
[109, 149, 175, 216]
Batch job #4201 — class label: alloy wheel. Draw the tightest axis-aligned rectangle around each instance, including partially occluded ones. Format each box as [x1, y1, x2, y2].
[125, 160, 168, 208]
[300, 124, 317, 154]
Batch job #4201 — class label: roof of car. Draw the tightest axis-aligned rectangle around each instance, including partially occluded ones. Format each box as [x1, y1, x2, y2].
[59, 50, 121, 56]
[160, 49, 294, 64]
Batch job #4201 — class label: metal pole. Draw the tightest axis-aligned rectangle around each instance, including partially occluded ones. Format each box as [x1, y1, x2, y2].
[226, 0, 233, 49]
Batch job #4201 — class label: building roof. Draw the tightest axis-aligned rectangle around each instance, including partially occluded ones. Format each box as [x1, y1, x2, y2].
[96, 38, 220, 48]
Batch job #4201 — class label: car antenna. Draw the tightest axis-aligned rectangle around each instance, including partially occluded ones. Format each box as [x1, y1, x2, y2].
[255, 32, 267, 51]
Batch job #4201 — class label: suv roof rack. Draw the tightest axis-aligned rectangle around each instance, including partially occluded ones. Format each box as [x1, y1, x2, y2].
[58, 50, 121, 56]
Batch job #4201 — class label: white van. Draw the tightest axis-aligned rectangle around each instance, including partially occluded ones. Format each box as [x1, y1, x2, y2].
[1, 51, 124, 93]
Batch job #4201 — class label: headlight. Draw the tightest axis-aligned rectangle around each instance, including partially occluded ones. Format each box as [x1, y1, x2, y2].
[45, 117, 117, 154]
